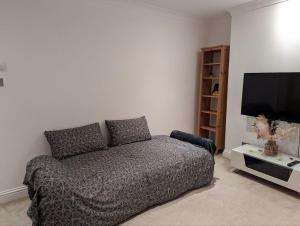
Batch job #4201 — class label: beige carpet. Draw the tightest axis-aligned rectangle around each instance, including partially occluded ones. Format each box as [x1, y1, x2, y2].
[1, 156, 300, 226]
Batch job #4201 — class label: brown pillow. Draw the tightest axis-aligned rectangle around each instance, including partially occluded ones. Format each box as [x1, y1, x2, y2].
[45, 123, 107, 160]
[105, 116, 152, 146]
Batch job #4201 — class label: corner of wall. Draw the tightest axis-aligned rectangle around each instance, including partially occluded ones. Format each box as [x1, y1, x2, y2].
[205, 14, 232, 47]
[222, 149, 231, 159]
[229, 0, 288, 17]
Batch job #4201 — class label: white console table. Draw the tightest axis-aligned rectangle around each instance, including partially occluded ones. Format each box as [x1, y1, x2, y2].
[231, 144, 300, 193]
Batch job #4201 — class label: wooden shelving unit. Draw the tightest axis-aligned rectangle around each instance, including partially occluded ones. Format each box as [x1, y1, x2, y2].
[197, 45, 230, 153]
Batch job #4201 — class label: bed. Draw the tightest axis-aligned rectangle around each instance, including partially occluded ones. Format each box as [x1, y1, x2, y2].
[24, 135, 214, 226]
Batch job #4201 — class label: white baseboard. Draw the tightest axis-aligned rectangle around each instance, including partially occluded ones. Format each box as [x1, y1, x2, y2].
[0, 186, 28, 204]
[222, 149, 231, 159]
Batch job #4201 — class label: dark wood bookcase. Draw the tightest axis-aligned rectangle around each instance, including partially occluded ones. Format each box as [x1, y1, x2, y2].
[197, 45, 230, 153]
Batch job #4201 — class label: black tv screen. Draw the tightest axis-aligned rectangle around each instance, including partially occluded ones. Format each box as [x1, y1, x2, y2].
[241, 73, 300, 123]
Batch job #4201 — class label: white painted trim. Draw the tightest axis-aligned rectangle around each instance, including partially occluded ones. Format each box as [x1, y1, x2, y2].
[0, 186, 28, 204]
[109, 0, 204, 24]
[229, 0, 289, 16]
[222, 148, 231, 160]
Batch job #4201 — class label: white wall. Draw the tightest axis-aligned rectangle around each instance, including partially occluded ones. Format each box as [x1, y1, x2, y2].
[225, 0, 300, 157]
[206, 14, 231, 46]
[0, 0, 208, 192]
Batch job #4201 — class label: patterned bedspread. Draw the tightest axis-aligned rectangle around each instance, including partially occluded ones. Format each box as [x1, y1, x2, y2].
[24, 135, 214, 226]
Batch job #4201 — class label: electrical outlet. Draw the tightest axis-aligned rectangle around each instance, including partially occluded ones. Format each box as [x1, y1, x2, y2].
[0, 78, 3, 87]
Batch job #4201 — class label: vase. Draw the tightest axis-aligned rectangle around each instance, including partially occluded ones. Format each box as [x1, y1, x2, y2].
[264, 140, 279, 156]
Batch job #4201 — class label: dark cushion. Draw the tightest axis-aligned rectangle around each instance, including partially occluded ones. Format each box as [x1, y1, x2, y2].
[106, 116, 152, 146]
[44, 123, 107, 160]
[170, 130, 216, 156]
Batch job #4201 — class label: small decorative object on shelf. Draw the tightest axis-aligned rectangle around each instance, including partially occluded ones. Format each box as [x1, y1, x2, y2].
[212, 84, 219, 96]
[252, 115, 297, 156]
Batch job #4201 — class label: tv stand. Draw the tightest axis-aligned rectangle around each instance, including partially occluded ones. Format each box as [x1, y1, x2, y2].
[231, 144, 300, 193]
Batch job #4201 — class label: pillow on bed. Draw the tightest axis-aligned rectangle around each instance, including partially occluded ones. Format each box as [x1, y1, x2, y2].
[105, 116, 152, 146]
[44, 123, 107, 160]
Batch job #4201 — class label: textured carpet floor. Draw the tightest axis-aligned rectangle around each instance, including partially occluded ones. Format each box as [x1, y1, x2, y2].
[1, 156, 300, 226]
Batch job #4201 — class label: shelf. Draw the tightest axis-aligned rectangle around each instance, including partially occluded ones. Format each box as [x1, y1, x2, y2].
[198, 45, 229, 152]
[202, 46, 225, 52]
[203, 77, 219, 80]
[200, 126, 216, 132]
[201, 110, 217, 115]
[202, 95, 219, 98]
[203, 62, 221, 66]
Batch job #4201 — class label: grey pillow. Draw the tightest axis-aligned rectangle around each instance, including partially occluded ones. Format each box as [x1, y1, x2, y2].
[44, 123, 107, 160]
[105, 116, 152, 146]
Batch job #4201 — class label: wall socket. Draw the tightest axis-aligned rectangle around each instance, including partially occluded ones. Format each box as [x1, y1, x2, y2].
[0, 78, 4, 87]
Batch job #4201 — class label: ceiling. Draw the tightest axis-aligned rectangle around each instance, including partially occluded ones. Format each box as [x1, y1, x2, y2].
[133, 0, 253, 19]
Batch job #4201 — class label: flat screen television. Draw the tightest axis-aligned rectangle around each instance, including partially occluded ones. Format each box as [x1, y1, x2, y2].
[241, 73, 300, 123]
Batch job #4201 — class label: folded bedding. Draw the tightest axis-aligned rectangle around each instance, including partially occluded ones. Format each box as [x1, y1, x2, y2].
[24, 135, 214, 226]
[170, 130, 216, 156]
